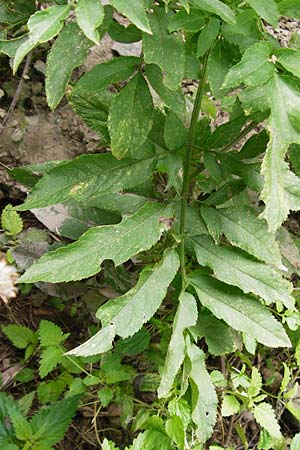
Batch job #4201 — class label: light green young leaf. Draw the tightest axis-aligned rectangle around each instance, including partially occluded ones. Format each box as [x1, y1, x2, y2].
[17, 154, 156, 210]
[221, 395, 240, 417]
[277, 49, 300, 79]
[9, 409, 33, 441]
[291, 433, 300, 450]
[158, 292, 198, 398]
[278, 0, 300, 19]
[216, 205, 284, 270]
[192, 235, 294, 309]
[190, 0, 235, 24]
[248, 367, 263, 397]
[67, 248, 179, 356]
[14, 5, 71, 73]
[223, 42, 274, 90]
[189, 274, 291, 348]
[143, 7, 185, 90]
[131, 429, 171, 450]
[165, 415, 185, 449]
[2, 324, 36, 349]
[108, 72, 154, 159]
[197, 17, 220, 58]
[185, 336, 217, 442]
[30, 395, 80, 447]
[110, 0, 152, 34]
[75, 0, 104, 43]
[145, 64, 186, 118]
[168, 8, 206, 33]
[1, 204, 23, 236]
[39, 346, 63, 378]
[39, 320, 68, 347]
[253, 402, 282, 439]
[246, 0, 279, 27]
[19, 203, 174, 283]
[46, 22, 91, 110]
[260, 74, 300, 232]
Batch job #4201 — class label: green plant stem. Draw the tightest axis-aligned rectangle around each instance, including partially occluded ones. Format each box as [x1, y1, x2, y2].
[179, 52, 210, 287]
[218, 120, 258, 154]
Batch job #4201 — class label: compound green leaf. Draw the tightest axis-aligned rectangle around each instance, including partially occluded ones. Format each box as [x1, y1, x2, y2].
[246, 0, 279, 27]
[207, 40, 234, 98]
[168, 8, 206, 33]
[195, 309, 236, 356]
[0, 36, 27, 58]
[277, 49, 300, 79]
[75, 0, 104, 43]
[143, 7, 185, 91]
[17, 154, 156, 210]
[108, 72, 154, 159]
[131, 430, 171, 450]
[67, 248, 179, 356]
[216, 205, 284, 270]
[260, 74, 300, 232]
[192, 235, 294, 309]
[108, 21, 142, 43]
[110, 0, 152, 34]
[13, 5, 71, 73]
[39, 320, 68, 347]
[2, 324, 36, 349]
[190, 0, 235, 24]
[197, 17, 220, 58]
[185, 336, 217, 442]
[189, 274, 291, 348]
[145, 64, 186, 118]
[291, 434, 300, 450]
[30, 395, 80, 447]
[46, 22, 91, 110]
[253, 402, 282, 439]
[200, 205, 222, 243]
[71, 56, 140, 94]
[39, 346, 63, 378]
[278, 0, 300, 19]
[9, 409, 33, 441]
[158, 292, 198, 398]
[223, 42, 274, 90]
[164, 111, 187, 150]
[19, 203, 174, 283]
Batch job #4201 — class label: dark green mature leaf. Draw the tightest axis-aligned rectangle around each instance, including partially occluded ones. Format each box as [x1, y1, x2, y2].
[192, 235, 294, 309]
[207, 40, 234, 98]
[277, 49, 300, 79]
[71, 56, 140, 95]
[67, 248, 179, 356]
[13, 4, 71, 73]
[168, 8, 206, 33]
[30, 395, 80, 447]
[196, 309, 236, 355]
[108, 21, 142, 43]
[261, 75, 300, 232]
[158, 292, 198, 398]
[200, 205, 222, 243]
[46, 22, 91, 110]
[190, 0, 235, 24]
[17, 154, 156, 210]
[189, 274, 291, 347]
[19, 203, 174, 283]
[164, 111, 187, 150]
[145, 64, 186, 118]
[185, 336, 217, 442]
[223, 42, 273, 90]
[0, 36, 27, 57]
[143, 7, 185, 91]
[216, 205, 284, 269]
[110, 0, 152, 34]
[221, 9, 260, 52]
[108, 72, 154, 159]
[197, 17, 220, 58]
[75, 0, 104, 43]
[246, 0, 279, 27]
[0, 0, 35, 24]
[278, 0, 300, 19]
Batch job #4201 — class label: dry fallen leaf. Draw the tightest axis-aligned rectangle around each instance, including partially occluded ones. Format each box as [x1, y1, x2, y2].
[0, 254, 19, 303]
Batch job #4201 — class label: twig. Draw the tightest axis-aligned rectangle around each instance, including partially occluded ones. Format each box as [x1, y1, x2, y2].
[0, 52, 32, 136]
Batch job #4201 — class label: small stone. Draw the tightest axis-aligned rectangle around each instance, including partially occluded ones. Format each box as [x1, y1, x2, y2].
[34, 60, 46, 75]
[25, 115, 39, 126]
[10, 128, 24, 143]
[0, 108, 6, 119]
